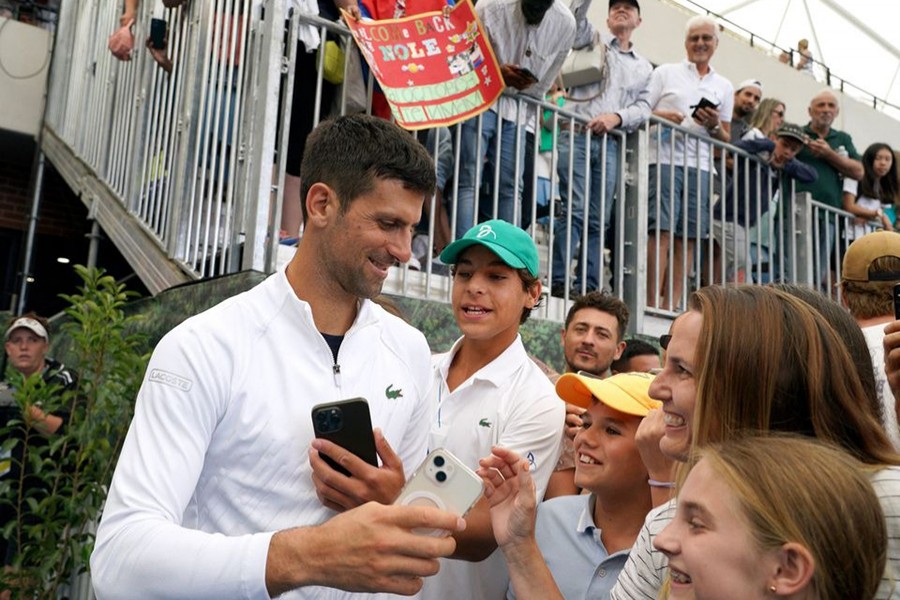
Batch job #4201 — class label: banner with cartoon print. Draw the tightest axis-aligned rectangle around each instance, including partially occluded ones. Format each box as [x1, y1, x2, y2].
[343, 0, 504, 130]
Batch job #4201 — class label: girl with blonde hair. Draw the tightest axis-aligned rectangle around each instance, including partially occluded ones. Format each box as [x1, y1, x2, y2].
[655, 435, 887, 600]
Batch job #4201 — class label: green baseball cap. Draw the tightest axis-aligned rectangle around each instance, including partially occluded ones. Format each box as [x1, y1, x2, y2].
[439, 220, 540, 276]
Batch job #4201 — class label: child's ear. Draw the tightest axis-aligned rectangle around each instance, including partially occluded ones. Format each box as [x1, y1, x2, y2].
[526, 280, 542, 308]
[768, 542, 815, 596]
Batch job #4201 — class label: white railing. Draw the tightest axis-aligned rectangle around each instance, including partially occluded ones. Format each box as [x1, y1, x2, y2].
[45, 0, 292, 280]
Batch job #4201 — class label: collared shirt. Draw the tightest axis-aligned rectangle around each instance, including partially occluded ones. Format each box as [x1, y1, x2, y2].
[564, 34, 652, 132]
[642, 60, 734, 170]
[421, 335, 564, 600]
[796, 123, 861, 208]
[477, 0, 576, 129]
[869, 466, 900, 598]
[509, 494, 631, 599]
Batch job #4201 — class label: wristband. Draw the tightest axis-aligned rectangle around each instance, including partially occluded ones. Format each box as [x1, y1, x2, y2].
[648, 479, 676, 489]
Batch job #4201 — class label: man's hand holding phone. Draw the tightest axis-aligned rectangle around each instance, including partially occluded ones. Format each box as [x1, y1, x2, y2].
[265, 501, 465, 597]
[501, 64, 539, 90]
[310, 427, 406, 511]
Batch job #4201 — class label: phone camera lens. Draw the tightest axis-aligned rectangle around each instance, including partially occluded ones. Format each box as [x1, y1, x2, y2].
[433, 455, 445, 467]
[436, 470, 447, 482]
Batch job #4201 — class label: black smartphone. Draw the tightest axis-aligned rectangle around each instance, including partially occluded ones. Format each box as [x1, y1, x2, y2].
[691, 96, 719, 119]
[311, 398, 378, 476]
[517, 66, 538, 83]
[894, 283, 900, 320]
[150, 18, 167, 50]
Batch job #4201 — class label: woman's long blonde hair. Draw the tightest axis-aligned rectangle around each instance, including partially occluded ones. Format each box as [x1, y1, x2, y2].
[688, 285, 899, 466]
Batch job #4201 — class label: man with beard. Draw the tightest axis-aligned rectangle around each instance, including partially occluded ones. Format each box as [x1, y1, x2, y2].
[729, 79, 762, 142]
[92, 115, 466, 599]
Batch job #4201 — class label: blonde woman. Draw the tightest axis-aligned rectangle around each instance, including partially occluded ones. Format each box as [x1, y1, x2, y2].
[742, 98, 786, 143]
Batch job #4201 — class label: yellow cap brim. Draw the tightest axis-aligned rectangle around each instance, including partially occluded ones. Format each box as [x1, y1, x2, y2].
[555, 372, 661, 416]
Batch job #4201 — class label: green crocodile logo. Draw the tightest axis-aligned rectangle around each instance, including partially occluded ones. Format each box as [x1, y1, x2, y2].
[385, 384, 403, 399]
[479, 418, 492, 428]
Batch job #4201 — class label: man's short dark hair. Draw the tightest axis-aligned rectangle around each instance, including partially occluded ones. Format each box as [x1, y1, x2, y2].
[564, 292, 629, 340]
[610, 338, 659, 373]
[299, 115, 437, 222]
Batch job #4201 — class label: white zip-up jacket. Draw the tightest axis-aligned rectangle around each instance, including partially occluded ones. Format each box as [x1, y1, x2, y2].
[91, 268, 433, 599]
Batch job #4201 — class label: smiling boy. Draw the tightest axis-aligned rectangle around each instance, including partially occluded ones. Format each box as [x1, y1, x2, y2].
[421, 220, 565, 600]
[518, 372, 659, 599]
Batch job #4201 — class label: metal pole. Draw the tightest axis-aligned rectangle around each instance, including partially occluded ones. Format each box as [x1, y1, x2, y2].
[86, 220, 102, 269]
[15, 151, 45, 315]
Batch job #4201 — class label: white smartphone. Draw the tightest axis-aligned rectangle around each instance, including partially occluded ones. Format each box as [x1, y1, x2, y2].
[395, 448, 484, 536]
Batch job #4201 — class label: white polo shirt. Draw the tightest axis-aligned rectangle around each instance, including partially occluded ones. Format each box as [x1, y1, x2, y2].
[421, 335, 564, 600]
[644, 60, 734, 170]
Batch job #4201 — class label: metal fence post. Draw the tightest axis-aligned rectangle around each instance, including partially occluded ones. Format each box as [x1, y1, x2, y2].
[621, 127, 648, 336]
[240, 0, 288, 273]
[794, 191, 814, 287]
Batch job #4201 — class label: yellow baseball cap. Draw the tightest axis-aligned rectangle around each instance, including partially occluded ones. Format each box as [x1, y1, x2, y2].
[555, 371, 660, 416]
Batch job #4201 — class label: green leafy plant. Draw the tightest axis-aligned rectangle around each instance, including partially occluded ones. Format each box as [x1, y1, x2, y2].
[0, 266, 148, 597]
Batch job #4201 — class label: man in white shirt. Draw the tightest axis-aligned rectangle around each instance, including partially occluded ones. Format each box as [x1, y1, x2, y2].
[91, 115, 465, 600]
[551, 0, 651, 297]
[453, 0, 575, 239]
[643, 15, 733, 310]
[421, 220, 564, 599]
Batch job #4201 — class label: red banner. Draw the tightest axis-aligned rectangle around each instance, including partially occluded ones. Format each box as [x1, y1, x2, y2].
[344, 0, 504, 130]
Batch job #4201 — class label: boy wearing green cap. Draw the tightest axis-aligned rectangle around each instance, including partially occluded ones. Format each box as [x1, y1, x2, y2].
[420, 220, 565, 600]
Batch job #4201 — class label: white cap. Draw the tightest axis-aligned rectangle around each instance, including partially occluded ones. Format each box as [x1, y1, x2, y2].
[736, 78, 763, 93]
[5, 318, 48, 341]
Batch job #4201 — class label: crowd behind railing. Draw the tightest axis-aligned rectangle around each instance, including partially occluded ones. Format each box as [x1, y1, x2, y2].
[44, 0, 899, 328]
